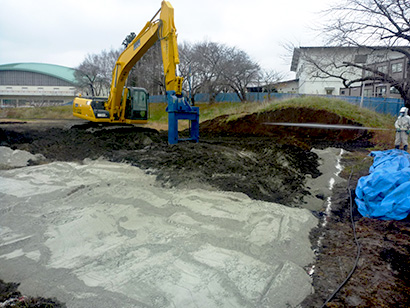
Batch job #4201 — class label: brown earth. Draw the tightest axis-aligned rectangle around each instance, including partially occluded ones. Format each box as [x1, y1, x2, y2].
[199, 107, 373, 149]
[1, 107, 409, 308]
[0, 279, 65, 308]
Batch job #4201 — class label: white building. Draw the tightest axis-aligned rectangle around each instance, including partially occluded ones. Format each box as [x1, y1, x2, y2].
[272, 79, 299, 94]
[290, 46, 407, 96]
[0, 63, 77, 107]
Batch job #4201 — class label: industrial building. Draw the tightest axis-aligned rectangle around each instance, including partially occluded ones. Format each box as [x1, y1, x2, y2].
[0, 63, 77, 107]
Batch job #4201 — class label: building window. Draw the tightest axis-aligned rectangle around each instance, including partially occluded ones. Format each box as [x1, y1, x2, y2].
[364, 89, 372, 97]
[391, 63, 403, 73]
[377, 65, 387, 74]
[390, 86, 400, 94]
[325, 87, 334, 95]
[376, 86, 387, 96]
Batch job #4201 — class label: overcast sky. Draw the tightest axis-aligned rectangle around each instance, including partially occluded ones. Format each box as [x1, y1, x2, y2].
[0, 0, 337, 79]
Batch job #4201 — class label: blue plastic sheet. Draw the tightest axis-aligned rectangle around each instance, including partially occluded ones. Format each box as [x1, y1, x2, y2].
[355, 149, 410, 220]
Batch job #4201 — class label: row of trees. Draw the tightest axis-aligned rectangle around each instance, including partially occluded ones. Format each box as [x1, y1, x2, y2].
[179, 41, 282, 102]
[74, 40, 282, 102]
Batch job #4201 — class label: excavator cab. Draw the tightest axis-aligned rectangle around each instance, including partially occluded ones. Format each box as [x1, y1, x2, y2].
[72, 87, 149, 124]
[124, 87, 148, 121]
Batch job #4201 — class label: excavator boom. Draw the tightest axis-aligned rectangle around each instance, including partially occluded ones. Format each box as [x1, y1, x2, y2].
[73, 1, 199, 144]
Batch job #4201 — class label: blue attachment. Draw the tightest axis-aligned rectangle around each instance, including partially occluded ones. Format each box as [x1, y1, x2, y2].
[166, 91, 199, 144]
[355, 149, 410, 220]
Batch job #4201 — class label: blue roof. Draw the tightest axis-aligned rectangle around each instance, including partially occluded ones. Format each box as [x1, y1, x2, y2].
[0, 62, 77, 84]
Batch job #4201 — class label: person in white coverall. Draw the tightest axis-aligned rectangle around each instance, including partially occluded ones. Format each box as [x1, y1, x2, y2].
[395, 107, 410, 151]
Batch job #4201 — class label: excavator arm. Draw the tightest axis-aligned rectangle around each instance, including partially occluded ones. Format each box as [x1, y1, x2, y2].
[73, 1, 199, 144]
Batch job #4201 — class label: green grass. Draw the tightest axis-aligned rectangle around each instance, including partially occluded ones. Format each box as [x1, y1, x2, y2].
[187, 96, 393, 130]
[197, 101, 266, 122]
[256, 96, 395, 129]
[148, 103, 168, 123]
[148, 101, 266, 124]
[0, 105, 74, 120]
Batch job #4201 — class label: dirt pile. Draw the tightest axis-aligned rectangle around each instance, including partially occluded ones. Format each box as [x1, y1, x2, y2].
[0, 124, 161, 161]
[110, 139, 320, 204]
[0, 279, 65, 308]
[200, 107, 374, 149]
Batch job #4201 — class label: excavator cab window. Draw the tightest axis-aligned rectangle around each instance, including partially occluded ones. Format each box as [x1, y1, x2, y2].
[125, 87, 148, 120]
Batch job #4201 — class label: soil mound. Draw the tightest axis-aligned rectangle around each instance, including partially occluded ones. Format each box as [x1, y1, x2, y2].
[200, 107, 373, 149]
[0, 125, 162, 161]
[0, 279, 65, 307]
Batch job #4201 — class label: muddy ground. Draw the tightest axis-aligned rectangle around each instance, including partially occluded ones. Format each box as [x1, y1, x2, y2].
[1, 107, 410, 307]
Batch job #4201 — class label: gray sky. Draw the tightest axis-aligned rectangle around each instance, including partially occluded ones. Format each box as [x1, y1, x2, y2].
[0, 0, 335, 78]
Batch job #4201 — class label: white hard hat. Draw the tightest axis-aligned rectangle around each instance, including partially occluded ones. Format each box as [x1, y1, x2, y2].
[400, 107, 407, 113]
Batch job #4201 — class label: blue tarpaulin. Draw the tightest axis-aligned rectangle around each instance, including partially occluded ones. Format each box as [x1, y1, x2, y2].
[356, 149, 410, 220]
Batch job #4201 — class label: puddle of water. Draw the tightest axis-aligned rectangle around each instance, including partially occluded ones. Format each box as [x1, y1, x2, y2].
[309, 149, 344, 276]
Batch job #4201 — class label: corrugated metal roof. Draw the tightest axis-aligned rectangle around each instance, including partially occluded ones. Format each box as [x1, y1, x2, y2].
[0, 62, 77, 84]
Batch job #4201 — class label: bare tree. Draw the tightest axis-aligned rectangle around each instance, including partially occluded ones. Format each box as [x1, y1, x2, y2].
[221, 46, 260, 102]
[75, 39, 164, 97]
[127, 41, 164, 95]
[76, 37, 262, 101]
[295, 47, 365, 91]
[179, 41, 262, 103]
[260, 69, 283, 99]
[179, 41, 227, 103]
[74, 51, 117, 97]
[74, 54, 99, 97]
[178, 42, 199, 102]
[315, 0, 410, 106]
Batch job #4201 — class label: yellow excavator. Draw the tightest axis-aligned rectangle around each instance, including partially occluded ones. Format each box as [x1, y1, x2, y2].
[72, 1, 199, 144]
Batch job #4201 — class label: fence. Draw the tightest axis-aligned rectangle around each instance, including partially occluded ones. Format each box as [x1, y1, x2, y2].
[334, 95, 404, 116]
[148, 92, 404, 116]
